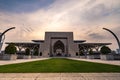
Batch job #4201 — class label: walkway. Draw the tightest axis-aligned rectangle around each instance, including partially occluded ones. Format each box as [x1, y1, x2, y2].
[0, 58, 49, 65]
[69, 58, 120, 66]
[0, 57, 120, 66]
[0, 58, 120, 80]
[0, 73, 119, 80]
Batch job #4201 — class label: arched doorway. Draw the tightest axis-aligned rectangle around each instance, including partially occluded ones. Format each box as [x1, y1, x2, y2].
[53, 40, 64, 56]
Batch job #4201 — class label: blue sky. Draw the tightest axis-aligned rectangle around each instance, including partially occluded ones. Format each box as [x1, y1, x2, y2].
[0, 0, 120, 50]
[0, 0, 55, 13]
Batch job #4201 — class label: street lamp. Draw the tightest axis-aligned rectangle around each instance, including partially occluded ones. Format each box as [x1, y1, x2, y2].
[0, 27, 15, 53]
[103, 28, 120, 53]
[0, 35, 5, 53]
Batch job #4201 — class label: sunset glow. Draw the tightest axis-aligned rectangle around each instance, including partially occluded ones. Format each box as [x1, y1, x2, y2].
[0, 0, 120, 50]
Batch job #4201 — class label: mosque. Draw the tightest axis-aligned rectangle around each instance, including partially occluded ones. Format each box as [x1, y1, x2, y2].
[6, 32, 111, 57]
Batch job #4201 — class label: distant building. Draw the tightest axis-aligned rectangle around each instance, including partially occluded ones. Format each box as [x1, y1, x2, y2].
[6, 32, 111, 57]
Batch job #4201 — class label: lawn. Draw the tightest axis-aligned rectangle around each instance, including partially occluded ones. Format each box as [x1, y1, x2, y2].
[0, 58, 120, 73]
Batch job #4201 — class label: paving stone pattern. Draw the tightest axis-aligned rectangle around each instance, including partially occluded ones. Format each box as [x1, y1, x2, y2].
[0, 73, 120, 80]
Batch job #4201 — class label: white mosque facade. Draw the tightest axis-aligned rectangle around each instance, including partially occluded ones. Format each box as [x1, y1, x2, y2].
[6, 32, 111, 57]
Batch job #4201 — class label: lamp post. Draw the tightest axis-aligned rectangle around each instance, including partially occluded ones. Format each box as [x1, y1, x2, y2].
[0, 27, 15, 53]
[0, 27, 15, 42]
[0, 35, 5, 53]
[103, 28, 120, 53]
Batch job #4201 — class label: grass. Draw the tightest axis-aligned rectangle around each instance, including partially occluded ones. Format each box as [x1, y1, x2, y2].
[0, 58, 120, 73]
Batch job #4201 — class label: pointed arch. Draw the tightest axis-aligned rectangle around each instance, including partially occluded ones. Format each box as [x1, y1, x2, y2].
[53, 40, 64, 53]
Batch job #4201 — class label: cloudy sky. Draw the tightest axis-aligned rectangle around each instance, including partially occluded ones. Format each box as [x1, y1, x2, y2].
[0, 0, 120, 50]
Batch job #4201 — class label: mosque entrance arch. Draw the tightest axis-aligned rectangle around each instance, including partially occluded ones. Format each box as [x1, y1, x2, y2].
[53, 40, 65, 56]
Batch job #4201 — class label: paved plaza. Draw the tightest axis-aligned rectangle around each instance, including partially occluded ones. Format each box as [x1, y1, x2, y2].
[0, 73, 120, 80]
[0, 58, 120, 66]
[69, 58, 120, 66]
[0, 58, 120, 80]
[0, 58, 49, 65]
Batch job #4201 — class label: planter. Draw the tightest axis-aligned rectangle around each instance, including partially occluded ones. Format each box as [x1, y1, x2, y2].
[31, 56, 39, 59]
[113, 54, 120, 60]
[93, 55, 100, 59]
[23, 55, 31, 59]
[17, 55, 24, 59]
[2, 54, 17, 60]
[79, 56, 86, 59]
[100, 54, 114, 60]
[87, 55, 95, 59]
[0, 54, 3, 60]
[87, 55, 100, 59]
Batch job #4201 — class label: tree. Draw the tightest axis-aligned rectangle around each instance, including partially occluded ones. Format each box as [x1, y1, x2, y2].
[5, 43, 17, 54]
[89, 49, 94, 55]
[34, 47, 39, 56]
[25, 48, 30, 55]
[100, 46, 111, 54]
[79, 50, 84, 56]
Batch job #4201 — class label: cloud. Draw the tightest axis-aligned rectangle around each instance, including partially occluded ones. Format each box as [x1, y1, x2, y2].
[0, 0, 120, 50]
[80, 0, 120, 24]
[88, 33, 105, 39]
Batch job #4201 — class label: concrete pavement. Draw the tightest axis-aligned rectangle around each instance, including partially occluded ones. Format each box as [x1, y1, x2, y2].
[0, 58, 49, 65]
[0, 58, 120, 80]
[0, 57, 120, 66]
[0, 73, 120, 80]
[69, 58, 120, 66]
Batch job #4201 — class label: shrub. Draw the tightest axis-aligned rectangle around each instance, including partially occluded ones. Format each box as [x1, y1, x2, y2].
[79, 51, 85, 56]
[25, 48, 30, 55]
[34, 47, 39, 56]
[89, 49, 94, 55]
[100, 46, 111, 54]
[5, 43, 17, 54]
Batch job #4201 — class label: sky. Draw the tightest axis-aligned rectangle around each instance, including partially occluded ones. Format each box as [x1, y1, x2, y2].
[0, 0, 120, 51]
